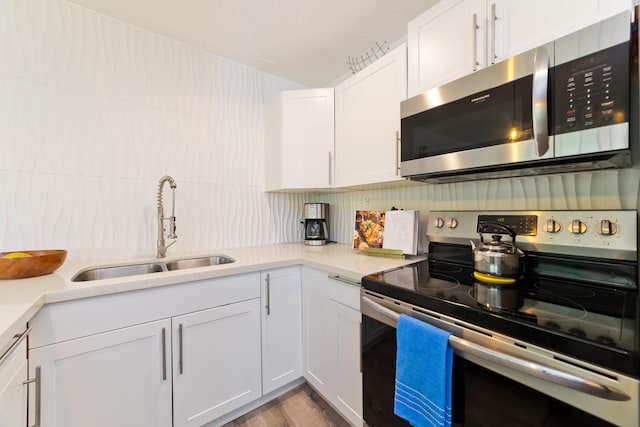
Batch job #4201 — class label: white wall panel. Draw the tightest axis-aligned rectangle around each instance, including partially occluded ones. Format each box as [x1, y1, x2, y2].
[1, 0, 639, 261]
[317, 170, 640, 249]
[0, 0, 307, 260]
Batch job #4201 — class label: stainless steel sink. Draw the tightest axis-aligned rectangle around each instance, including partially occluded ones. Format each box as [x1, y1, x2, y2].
[165, 255, 235, 271]
[71, 255, 235, 281]
[72, 263, 165, 282]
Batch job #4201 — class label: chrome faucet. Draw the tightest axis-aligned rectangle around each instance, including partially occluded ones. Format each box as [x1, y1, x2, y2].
[157, 175, 177, 258]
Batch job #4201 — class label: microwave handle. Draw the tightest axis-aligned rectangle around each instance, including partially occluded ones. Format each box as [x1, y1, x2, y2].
[532, 46, 550, 156]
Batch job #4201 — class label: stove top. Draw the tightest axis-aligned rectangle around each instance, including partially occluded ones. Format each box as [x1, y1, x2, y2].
[362, 210, 640, 377]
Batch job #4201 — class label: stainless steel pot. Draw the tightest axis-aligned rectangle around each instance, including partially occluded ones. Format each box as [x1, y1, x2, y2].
[471, 223, 525, 279]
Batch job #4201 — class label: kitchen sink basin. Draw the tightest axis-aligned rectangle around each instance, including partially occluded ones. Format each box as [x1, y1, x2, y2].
[72, 263, 165, 282]
[165, 255, 235, 271]
[71, 255, 235, 281]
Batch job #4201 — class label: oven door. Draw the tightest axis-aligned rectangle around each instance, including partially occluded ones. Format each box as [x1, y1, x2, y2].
[361, 292, 638, 427]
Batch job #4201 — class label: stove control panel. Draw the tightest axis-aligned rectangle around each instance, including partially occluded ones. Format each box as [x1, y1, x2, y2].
[477, 214, 537, 235]
[428, 210, 637, 260]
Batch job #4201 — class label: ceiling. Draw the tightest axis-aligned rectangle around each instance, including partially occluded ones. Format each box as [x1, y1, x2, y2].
[65, 0, 439, 87]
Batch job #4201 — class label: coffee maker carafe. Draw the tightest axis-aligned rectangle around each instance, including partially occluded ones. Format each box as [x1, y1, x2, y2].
[304, 203, 329, 246]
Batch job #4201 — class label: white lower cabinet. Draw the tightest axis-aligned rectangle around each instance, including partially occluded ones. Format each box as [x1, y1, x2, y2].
[0, 333, 28, 427]
[302, 267, 363, 427]
[29, 319, 173, 427]
[302, 267, 333, 397]
[330, 298, 363, 426]
[26, 266, 363, 426]
[261, 267, 303, 395]
[27, 274, 262, 427]
[172, 299, 262, 427]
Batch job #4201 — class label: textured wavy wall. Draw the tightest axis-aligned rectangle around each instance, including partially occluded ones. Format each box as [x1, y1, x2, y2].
[1, 0, 639, 261]
[0, 0, 309, 260]
[319, 169, 640, 248]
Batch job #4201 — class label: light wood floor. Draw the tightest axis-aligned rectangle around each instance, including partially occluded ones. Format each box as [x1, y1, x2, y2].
[222, 383, 351, 427]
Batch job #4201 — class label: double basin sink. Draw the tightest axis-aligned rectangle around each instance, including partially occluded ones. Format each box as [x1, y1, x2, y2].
[72, 255, 235, 282]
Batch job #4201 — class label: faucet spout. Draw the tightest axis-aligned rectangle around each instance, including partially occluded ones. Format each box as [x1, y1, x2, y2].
[157, 175, 177, 258]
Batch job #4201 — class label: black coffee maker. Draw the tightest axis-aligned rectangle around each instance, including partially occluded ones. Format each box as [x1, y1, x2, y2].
[304, 203, 329, 246]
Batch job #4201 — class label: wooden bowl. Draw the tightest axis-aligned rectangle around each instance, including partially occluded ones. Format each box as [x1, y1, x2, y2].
[0, 250, 67, 280]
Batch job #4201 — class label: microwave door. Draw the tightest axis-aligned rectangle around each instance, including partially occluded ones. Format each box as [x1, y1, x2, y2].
[400, 46, 553, 179]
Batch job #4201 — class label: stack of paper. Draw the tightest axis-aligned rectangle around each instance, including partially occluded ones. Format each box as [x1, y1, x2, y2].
[382, 210, 420, 255]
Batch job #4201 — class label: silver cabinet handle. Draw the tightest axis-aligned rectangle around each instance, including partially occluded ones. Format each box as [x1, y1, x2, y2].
[532, 46, 550, 156]
[265, 273, 271, 316]
[0, 327, 30, 367]
[327, 151, 332, 186]
[361, 296, 630, 402]
[23, 366, 41, 427]
[328, 274, 359, 286]
[472, 13, 479, 71]
[178, 323, 184, 375]
[490, 3, 497, 64]
[161, 327, 167, 381]
[395, 131, 401, 176]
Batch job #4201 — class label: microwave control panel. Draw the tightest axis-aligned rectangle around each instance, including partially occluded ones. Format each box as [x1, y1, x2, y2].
[553, 41, 630, 135]
[552, 43, 631, 135]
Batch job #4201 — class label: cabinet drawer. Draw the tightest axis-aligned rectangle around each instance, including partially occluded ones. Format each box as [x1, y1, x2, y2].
[328, 275, 360, 311]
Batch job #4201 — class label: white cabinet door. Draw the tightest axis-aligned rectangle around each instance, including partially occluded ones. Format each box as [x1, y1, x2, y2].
[261, 267, 302, 395]
[265, 88, 334, 191]
[330, 299, 363, 427]
[408, 0, 632, 97]
[303, 268, 363, 426]
[408, 0, 483, 96]
[0, 338, 27, 427]
[172, 299, 262, 427]
[28, 320, 173, 427]
[495, 0, 632, 62]
[301, 267, 332, 397]
[334, 44, 407, 188]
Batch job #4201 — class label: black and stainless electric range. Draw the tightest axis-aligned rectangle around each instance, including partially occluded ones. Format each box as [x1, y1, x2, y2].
[361, 210, 639, 427]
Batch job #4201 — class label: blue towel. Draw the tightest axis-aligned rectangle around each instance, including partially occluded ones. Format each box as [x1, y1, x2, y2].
[394, 314, 453, 427]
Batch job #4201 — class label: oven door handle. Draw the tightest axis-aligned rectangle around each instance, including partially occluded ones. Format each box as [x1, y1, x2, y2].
[362, 295, 631, 402]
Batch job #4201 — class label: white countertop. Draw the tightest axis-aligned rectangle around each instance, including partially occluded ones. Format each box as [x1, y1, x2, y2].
[0, 243, 423, 350]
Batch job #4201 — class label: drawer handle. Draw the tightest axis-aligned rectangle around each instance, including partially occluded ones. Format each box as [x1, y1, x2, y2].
[0, 327, 30, 367]
[328, 275, 359, 286]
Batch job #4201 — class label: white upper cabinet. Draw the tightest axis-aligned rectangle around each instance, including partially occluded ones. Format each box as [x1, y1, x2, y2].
[265, 88, 335, 191]
[334, 43, 407, 188]
[408, 0, 481, 96]
[408, 0, 632, 97]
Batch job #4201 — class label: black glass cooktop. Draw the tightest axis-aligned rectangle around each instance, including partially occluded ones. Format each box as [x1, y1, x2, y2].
[362, 249, 640, 377]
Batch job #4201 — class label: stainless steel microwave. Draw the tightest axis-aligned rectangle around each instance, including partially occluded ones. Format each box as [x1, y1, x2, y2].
[401, 11, 635, 183]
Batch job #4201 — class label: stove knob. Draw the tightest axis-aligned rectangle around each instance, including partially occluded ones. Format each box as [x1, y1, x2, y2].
[597, 219, 618, 236]
[568, 219, 587, 234]
[543, 219, 561, 233]
[434, 217, 445, 228]
[447, 218, 458, 229]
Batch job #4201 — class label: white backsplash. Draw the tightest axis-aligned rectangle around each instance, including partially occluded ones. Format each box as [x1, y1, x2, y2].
[0, 0, 309, 260]
[318, 170, 640, 250]
[1, 0, 639, 261]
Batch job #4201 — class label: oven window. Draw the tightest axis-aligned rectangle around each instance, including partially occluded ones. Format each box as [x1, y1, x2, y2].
[361, 316, 615, 427]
